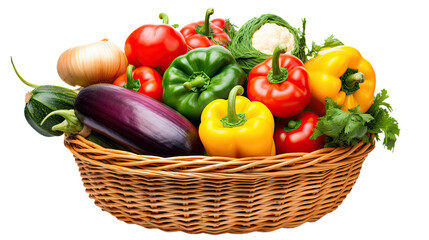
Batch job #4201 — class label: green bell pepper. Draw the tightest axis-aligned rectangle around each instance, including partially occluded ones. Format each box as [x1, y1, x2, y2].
[162, 46, 246, 123]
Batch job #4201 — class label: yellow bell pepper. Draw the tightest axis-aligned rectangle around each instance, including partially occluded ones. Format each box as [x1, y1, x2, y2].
[199, 85, 275, 158]
[304, 46, 376, 116]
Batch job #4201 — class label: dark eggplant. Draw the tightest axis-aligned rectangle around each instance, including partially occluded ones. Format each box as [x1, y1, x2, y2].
[74, 84, 204, 156]
[41, 109, 130, 152]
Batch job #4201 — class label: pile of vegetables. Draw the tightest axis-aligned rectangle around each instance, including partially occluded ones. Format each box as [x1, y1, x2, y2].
[14, 9, 399, 158]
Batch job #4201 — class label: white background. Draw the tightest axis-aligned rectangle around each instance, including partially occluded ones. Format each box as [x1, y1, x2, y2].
[1, 0, 428, 239]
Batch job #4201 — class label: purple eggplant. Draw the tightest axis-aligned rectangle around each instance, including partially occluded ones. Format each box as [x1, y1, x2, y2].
[74, 84, 204, 156]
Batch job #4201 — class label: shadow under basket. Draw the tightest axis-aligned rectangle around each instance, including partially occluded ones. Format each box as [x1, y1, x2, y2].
[64, 135, 375, 234]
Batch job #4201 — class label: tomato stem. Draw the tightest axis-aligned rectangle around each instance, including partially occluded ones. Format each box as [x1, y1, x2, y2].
[159, 13, 169, 24]
[220, 85, 247, 128]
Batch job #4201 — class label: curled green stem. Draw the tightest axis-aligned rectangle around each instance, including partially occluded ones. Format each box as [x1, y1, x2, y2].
[184, 76, 206, 91]
[340, 68, 365, 95]
[268, 44, 289, 84]
[123, 64, 141, 92]
[159, 13, 169, 24]
[11, 57, 40, 88]
[272, 43, 287, 76]
[41, 109, 83, 136]
[344, 72, 365, 89]
[201, 8, 214, 36]
[220, 85, 247, 128]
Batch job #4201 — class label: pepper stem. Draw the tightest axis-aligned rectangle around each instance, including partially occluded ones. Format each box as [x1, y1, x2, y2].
[272, 44, 287, 76]
[284, 119, 302, 132]
[184, 76, 206, 91]
[340, 68, 365, 95]
[220, 85, 247, 128]
[123, 64, 141, 92]
[11, 57, 40, 89]
[288, 120, 297, 129]
[159, 13, 169, 24]
[41, 109, 83, 136]
[201, 8, 214, 36]
[344, 72, 365, 89]
[268, 44, 289, 84]
[227, 86, 242, 123]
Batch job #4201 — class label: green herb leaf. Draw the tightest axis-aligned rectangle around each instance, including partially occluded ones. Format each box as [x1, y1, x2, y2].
[310, 97, 374, 148]
[323, 35, 344, 48]
[366, 89, 400, 151]
[224, 18, 238, 41]
[296, 18, 308, 63]
[311, 90, 400, 151]
[211, 38, 227, 47]
[307, 35, 344, 58]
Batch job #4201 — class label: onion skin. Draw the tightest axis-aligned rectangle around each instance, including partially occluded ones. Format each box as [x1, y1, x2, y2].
[57, 39, 128, 87]
[74, 84, 205, 157]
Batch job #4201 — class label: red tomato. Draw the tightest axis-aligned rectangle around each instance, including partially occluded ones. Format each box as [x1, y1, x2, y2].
[113, 66, 163, 102]
[274, 111, 325, 153]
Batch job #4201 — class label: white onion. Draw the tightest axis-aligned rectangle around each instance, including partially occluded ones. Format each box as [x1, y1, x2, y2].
[57, 39, 128, 87]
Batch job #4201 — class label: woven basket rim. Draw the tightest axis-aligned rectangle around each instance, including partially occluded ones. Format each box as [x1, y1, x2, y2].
[64, 135, 375, 179]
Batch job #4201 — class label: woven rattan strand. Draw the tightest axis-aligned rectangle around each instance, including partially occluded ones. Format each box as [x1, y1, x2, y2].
[64, 135, 374, 234]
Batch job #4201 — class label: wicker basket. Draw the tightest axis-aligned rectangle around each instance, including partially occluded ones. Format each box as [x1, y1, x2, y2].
[64, 135, 374, 234]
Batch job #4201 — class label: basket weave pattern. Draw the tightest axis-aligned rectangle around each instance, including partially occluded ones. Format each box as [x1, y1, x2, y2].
[65, 135, 374, 234]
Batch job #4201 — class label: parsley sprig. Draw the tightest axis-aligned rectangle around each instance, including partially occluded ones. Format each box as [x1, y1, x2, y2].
[311, 89, 400, 151]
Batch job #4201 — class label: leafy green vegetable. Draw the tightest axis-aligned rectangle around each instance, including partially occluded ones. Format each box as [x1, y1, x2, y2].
[295, 19, 343, 62]
[366, 89, 400, 151]
[306, 35, 344, 58]
[224, 18, 238, 40]
[311, 89, 399, 151]
[311, 98, 374, 147]
[226, 14, 301, 73]
[296, 18, 308, 63]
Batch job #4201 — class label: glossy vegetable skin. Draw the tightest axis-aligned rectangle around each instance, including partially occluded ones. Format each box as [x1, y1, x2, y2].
[304, 46, 376, 116]
[247, 44, 311, 118]
[74, 84, 204, 156]
[180, 8, 230, 49]
[113, 64, 163, 102]
[125, 13, 187, 74]
[162, 45, 246, 123]
[41, 109, 131, 152]
[25, 86, 76, 136]
[274, 111, 325, 153]
[210, 18, 226, 29]
[199, 86, 276, 157]
[12, 58, 77, 136]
